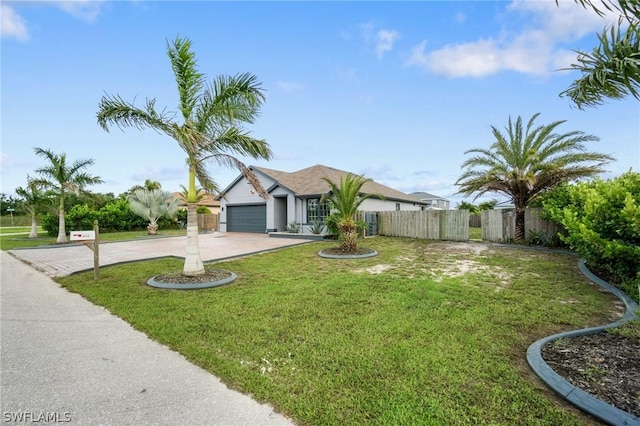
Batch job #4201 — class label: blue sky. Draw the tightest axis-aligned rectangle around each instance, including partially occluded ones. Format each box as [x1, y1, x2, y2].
[2, 1, 638, 207]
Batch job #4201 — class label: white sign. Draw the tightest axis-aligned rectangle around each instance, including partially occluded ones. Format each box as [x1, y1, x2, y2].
[70, 231, 96, 241]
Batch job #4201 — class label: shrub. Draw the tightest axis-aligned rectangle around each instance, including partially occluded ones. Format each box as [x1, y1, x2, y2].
[286, 221, 301, 233]
[66, 204, 99, 232]
[41, 213, 62, 236]
[543, 171, 640, 300]
[98, 198, 147, 232]
[324, 213, 340, 237]
[309, 220, 326, 235]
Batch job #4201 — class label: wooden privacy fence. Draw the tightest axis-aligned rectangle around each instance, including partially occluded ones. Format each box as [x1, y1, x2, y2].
[197, 213, 218, 231]
[481, 208, 562, 242]
[376, 210, 470, 241]
[371, 208, 561, 243]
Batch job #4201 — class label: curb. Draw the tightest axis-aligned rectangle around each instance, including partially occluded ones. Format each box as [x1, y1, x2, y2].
[317, 249, 379, 259]
[147, 271, 237, 290]
[526, 260, 639, 426]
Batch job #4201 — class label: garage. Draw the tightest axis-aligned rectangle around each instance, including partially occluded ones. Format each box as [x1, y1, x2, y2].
[226, 204, 267, 233]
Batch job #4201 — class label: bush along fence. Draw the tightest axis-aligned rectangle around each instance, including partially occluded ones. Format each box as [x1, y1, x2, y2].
[371, 208, 561, 243]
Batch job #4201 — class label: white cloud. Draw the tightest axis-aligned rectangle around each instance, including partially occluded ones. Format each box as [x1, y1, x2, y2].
[425, 39, 502, 78]
[53, 1, 106, 22]
[1, 4, 29, 41]
[0, 152, 11, 168]
[357, 21, 401, 59]
[375, 29, 400, 59]
[359, 164, 398, 181]
[1, 1, 106, 41]
[275, 80, 304, 94]
[406, 0, 622, 78]
[405, 40, 429, 69]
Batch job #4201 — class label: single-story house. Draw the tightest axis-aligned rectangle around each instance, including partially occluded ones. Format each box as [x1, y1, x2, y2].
[216, 164, 431, 233]
[409, 192, 450, 210]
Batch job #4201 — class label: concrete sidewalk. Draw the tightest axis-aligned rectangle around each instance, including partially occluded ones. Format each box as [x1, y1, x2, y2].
[0, 234, 306, 425]
[7, 232, 308, 277]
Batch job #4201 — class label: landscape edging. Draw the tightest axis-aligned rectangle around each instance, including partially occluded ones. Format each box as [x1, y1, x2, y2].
[526, 259, 639, 426]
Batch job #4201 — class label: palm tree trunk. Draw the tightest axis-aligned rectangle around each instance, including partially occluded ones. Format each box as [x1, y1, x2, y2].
[183, 202, 204, 275]
[183, 165, 205, 276]
[28, 210, 38, 239]
[338, 220, 358, 253]
[56, 194, 67, 243]
[514, 207, 525, 242]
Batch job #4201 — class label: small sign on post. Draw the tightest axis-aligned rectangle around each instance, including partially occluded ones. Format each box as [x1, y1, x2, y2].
[70, 221, 100, 280]
[70, 231, 96, 241]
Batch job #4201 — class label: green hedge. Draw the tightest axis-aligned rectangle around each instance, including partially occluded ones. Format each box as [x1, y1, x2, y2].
[543, 171, 640, 301]
[41, 199, 179, 236]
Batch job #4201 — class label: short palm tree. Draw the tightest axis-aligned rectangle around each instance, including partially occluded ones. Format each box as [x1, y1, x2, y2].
[97, 36, 271, 276]
[15, 176, 48, 239]
[456, 113, 614, 241]
[321, 174, 382, 253]
[33, 148, 104, 243]
[128, 189, 180, 235]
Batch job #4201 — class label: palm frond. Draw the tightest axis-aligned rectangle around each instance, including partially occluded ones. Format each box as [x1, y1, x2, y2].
[194, 73, 267, 135]
[560, 18, 640, 108]
[167, 36, 205, 121]
[97, 94, 177, 136]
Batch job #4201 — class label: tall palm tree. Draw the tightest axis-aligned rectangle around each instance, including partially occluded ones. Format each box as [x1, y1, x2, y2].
[15, 176, 48, 239]
[97, 36, 271, 276]
[33, 148, 104, 243]
[456, 113, 614, 241]
[321, 174, 382, 253]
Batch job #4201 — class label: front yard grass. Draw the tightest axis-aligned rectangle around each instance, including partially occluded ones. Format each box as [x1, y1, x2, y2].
[57, 237, 616, 425]
[0, 228, 186, 250]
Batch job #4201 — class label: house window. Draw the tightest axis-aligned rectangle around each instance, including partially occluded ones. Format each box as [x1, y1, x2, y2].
[395, 203, 401, 211]
[307, 198, 331, 222]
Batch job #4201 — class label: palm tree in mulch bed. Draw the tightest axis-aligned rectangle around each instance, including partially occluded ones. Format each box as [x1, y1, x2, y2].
[97, 36, 271, 278]
[320, 174, 382, 255]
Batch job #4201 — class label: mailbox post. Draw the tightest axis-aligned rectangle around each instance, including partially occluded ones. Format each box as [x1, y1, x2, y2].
[70, 220, 100, 280]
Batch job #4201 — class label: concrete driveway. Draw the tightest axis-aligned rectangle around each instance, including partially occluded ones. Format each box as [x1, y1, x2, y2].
[1, 232, 308, 425]
[7, 232, 310, 277]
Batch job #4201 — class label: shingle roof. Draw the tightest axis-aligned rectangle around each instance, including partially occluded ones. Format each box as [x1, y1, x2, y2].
[410, 191, 449, 201]
[252, 164, 427, 205]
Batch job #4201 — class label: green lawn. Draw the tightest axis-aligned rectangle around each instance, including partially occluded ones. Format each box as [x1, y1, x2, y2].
[469, 226, 482, 240]
[0, 228, 186, 250]
[56, 237, 614, 425]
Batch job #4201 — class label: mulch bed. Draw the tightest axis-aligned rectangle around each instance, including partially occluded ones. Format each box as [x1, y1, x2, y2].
[542, 331, 640, 417]
[320, 247, 376, 256]
[153, 268, 232, 284]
